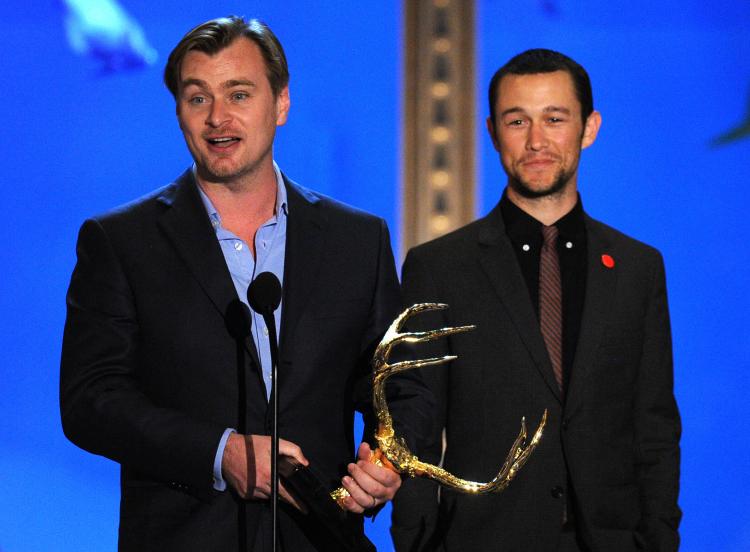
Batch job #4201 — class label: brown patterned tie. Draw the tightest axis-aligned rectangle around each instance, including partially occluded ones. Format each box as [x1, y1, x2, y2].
[539, 224, 563, 393]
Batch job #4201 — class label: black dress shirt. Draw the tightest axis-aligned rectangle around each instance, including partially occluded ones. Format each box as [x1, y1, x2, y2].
[499, 190, 588, 393]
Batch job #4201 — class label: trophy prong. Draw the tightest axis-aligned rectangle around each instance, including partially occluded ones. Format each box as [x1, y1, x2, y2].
[381, 355, 458, 376]
[398, 325, 476, 345]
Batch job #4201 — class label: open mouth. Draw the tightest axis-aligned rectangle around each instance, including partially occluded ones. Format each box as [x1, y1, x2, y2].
[206, 137, 240, 148]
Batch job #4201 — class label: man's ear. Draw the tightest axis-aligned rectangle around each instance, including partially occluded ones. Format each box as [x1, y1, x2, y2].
[581, 110, 601, 150]
[275, 86, 290, 126]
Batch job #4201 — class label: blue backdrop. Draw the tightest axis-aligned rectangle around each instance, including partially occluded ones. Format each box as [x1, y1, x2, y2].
[1, 1, 748, 550]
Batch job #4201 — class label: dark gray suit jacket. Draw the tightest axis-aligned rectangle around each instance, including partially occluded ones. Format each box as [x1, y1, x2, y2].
[391, 202, 681, 552]
[61, 169, 430, 551]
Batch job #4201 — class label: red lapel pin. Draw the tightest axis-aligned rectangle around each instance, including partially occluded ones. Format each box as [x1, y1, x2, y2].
[601, 254, 615, 269]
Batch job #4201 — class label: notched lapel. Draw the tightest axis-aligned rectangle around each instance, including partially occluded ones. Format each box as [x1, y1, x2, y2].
[278, 177, 325, 372]
[156, 170, 262, 372]
[477, 211, 563, 403]
[565, 217, 618, 417]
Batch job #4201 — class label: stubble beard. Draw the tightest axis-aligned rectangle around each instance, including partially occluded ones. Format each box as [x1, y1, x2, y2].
[195, 142, 273, 188]
[507, 165, 573, 200]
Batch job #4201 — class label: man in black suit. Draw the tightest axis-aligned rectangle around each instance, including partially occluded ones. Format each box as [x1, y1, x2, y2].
[60, 16, 427, 551]
[391, 49, 681, 551]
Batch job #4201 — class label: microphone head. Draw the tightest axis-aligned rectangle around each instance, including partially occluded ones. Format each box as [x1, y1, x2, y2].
[247, 272, 282, 315]
[225, 300, 252, 340]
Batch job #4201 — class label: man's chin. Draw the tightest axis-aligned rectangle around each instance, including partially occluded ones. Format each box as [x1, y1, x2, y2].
[508, 172, 571, 199]
[511, 182, 560, 199]
[198, 160, 241, 182]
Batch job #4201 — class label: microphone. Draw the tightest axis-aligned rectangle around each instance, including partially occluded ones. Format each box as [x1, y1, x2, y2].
[247, 271, 282, 316]
[247, 271, 282, 552]
[225, 300, 252, 341]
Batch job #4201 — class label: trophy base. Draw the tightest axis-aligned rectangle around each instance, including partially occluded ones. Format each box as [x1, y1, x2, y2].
[278, 458, 376, 552]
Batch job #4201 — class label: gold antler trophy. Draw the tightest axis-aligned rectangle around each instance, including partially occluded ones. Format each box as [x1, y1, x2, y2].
[280, 304, 547, 552]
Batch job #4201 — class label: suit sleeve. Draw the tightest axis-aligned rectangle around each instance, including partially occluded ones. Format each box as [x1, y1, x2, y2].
[634, 251, 682, 550]
[60, 219, 224, 498]
[390, 248, 450, 552]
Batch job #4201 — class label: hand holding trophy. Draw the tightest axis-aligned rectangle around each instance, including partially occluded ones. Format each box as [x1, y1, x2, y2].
[280, 303, 548, 551]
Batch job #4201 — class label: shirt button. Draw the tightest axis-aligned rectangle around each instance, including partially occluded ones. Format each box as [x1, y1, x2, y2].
[522, 244, 531, 252]
[263, 326, 269, 337]
[565, 241, 573, 249]
[234, 242, 243, 251]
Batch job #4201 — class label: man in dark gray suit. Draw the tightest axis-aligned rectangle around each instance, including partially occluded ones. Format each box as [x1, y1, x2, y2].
[391, 49, 681, 552]
[61, 16, 430, 551]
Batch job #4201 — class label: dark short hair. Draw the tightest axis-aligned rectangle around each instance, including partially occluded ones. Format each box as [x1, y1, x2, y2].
[488, 48, 593, 124]
[164, 16, 289, 99]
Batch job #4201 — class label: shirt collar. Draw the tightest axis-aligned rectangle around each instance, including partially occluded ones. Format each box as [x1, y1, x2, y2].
[499, 188, 586, 247]
[195, 162, 288, 231]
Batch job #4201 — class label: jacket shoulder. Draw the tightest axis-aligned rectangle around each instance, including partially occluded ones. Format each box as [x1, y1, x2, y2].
[406, 216, 488, 262]
[585, 215, 663, 261]
[286, 177, 387, 229]
[88, 183, 175, 229]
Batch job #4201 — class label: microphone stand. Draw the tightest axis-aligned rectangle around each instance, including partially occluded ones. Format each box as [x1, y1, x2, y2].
[262, 311, 280, 552]
[247, 272, 282, 552]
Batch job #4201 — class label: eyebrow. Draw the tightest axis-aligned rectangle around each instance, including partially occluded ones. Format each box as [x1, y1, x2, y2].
[223, 79, 256, 89]
[180, 78, 257, 91]
[500, 105, 572, 117]
[543, 105, 572, 115]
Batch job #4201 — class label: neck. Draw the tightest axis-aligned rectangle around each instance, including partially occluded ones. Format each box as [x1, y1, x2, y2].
[197, 162, 278, 223]
[197, 163, 279, 251]
[506, 183, 578, 226]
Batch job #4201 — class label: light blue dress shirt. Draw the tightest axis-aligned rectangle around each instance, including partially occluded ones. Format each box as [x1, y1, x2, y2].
[195, 163, 288, 491]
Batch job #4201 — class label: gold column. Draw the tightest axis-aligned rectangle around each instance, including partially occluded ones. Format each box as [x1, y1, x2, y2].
[402, 0, 476, 255]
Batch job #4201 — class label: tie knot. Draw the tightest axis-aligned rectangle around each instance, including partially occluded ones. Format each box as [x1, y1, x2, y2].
[541, 224, 558, 246]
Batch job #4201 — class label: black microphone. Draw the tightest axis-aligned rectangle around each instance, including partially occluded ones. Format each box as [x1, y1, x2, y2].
[247, 271, 282, 316]
[247, 271, 282, 552]
[225, 300, 253, 341]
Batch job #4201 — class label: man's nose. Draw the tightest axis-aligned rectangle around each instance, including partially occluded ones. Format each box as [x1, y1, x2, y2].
[526, 123, 548, 151]
[206, 100, 231, 127]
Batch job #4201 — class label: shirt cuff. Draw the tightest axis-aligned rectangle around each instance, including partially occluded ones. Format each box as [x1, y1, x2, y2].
[213, 428, 236, 491]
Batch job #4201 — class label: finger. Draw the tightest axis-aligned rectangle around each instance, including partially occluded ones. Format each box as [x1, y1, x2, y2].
[350, 463, 390, 504]
[354, 442, 400, 488]
[356, 456, 401, 487]
[341, 474, 374, 513]
[356, 441, 372, 462]
[279, 438, 309, 466]
[250, 475, 271, 500]
[354, 462, 402, 502]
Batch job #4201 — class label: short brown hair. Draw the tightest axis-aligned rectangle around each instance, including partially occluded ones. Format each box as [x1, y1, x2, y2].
[164, 16, 289, 99]
[488, 48, 593, 124]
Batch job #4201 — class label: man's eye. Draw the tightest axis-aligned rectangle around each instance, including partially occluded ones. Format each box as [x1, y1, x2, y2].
[508, 119, 524, 126]
[188, 96, 206, 105]
[548, 117, 564, 123]
[232, 92, 249, 101]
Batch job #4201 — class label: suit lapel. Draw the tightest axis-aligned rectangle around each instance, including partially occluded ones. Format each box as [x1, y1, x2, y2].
[278, 176, 326, 389]
[477, 207, 563, 403]
[564, 215, 617, 417]
[156, 169, 262, 372]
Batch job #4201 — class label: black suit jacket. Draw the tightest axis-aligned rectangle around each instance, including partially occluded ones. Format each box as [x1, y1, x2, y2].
[391, 202, 681, 552]
[61, 169, 429, 551]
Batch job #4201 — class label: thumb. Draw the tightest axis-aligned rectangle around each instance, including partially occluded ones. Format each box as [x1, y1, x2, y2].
[357, 441, 373, 462]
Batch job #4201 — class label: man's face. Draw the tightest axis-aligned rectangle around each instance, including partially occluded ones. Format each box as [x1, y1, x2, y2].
[487, 70, 600, 199]
[177, 38, 289, 184]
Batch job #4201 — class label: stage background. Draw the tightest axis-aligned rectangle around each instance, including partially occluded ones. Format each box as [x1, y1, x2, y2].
[1, 1, 748, 550]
